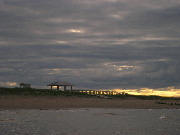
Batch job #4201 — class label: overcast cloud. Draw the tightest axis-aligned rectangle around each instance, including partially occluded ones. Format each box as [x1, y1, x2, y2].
[0, 0, 180, 89]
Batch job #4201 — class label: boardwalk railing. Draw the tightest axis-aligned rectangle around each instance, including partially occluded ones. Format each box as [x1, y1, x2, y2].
[73, 90, 119, 96]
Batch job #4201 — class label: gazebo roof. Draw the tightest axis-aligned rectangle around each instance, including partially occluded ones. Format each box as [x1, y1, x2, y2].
[47, 81, 73, 86]
[20, 83, 30, 85]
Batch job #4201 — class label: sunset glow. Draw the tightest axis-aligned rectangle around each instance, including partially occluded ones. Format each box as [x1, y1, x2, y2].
[111, 87, 180, 97]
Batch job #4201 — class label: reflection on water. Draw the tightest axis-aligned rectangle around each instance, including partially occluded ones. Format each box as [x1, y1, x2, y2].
[0, 109, 180, 135]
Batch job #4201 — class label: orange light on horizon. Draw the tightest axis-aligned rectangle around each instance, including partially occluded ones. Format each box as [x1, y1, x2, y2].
[111, 87, 180, 97]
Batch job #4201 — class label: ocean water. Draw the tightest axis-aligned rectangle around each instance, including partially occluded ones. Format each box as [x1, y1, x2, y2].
[0, 109, 179, 135]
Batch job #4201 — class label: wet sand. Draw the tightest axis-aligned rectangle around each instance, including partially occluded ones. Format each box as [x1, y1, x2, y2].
[0, 109, 180, 135]
[0, 96, 180, 109]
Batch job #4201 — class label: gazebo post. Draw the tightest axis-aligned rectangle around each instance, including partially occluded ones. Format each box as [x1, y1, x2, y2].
[57, 85, 59, 90]
[71, 85, 72, 91]
[63, 86, 66, 91]
[51, 86, 52, 90]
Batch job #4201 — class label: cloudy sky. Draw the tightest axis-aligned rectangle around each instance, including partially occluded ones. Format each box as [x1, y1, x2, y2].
[0, 0, 180, 90]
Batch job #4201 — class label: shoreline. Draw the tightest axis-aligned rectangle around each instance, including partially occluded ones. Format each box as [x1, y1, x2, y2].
[0, 95, 180, 109]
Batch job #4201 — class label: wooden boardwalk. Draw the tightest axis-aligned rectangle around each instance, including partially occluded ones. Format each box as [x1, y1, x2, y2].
[76, 90, 118, 95]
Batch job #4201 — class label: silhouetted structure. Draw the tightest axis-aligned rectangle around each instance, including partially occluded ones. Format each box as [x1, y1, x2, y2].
[47, 81, 73, 91]
[78, 90, 118, 95]
[19, 83, 31, 88]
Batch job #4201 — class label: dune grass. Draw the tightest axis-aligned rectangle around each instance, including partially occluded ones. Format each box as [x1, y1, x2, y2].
[0, 87, 180, 100]
[0, 87, 91, 97]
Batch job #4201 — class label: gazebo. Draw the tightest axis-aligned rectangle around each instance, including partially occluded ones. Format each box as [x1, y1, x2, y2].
[19, 83, 31, 88]
[47, 81, 73, 91]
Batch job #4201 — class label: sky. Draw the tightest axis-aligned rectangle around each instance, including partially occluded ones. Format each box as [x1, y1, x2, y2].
[0, 0, 180, 94]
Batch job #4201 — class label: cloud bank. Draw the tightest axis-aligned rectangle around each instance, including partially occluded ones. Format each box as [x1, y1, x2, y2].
[0, 0, 180, 90]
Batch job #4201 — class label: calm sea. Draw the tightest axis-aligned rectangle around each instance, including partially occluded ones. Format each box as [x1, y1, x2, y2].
[0, 109, 179, 135]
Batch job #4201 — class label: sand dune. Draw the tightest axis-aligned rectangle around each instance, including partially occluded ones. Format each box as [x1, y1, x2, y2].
[0, 96, 180, 109]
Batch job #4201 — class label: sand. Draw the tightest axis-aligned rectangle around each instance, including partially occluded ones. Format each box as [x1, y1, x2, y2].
[0, 96, 180, 109]
[1, 109, 180, 135]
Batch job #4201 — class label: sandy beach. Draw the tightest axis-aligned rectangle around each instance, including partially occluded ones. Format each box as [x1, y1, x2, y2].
[0, 108, 179, 135]
[0, 96, 180, 109]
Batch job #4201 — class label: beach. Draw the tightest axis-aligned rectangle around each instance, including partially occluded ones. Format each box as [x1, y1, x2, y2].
[1, 96, 180, 135]
[0, 96, 180, 109]
[0, 108, 180, 135]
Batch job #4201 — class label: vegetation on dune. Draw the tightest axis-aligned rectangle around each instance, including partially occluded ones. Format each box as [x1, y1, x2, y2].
[0, 87, 91, 97]
[0, 87, 180, 100]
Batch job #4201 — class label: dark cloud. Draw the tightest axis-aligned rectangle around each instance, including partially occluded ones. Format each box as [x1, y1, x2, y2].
[0, 0, 180, 89]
